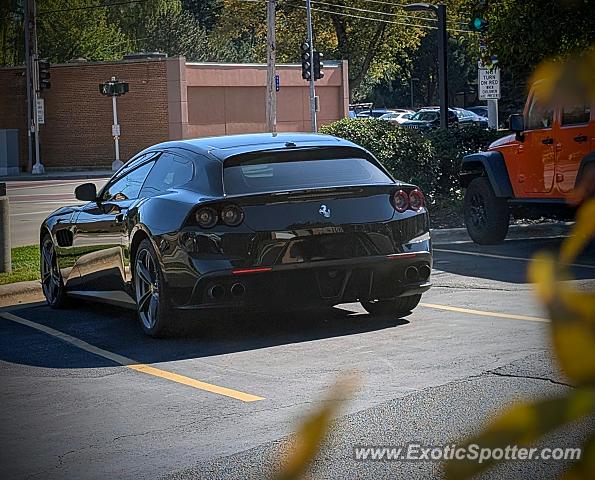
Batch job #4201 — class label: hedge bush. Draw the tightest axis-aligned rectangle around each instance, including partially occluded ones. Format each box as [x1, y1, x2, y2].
[320, 118, 508, 198]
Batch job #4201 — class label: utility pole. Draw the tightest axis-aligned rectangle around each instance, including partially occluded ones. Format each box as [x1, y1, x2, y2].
[436, 4, 448, 129]
[29, 0, 44, 174]
[305, 0, 317, 132]
[404, 3, 449, 129]
[23, 0, 33, 172]
[410, 77, 419, 109]
[265, 0, 277, 133]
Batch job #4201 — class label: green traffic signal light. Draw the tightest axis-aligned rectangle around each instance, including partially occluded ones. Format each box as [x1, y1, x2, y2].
[471, 16, 488, 32]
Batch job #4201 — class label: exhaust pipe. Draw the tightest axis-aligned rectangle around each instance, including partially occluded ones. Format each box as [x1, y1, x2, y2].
[208, 284, 225, 301]
[404, 266, 419, 282]
[230, 282, 246, 298]
[418, 264, 431, 281]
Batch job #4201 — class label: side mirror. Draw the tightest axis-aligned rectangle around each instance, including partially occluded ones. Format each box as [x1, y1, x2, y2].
[75, 183, 98, 202]
[509, 113, 525, 141]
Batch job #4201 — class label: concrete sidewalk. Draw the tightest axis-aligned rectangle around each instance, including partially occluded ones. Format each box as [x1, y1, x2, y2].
[0, 170, 112, 182]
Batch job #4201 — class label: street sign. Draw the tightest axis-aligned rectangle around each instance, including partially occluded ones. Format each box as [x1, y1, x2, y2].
[478, 67, 500, 100]
[275, 74, 280, 92]
[112, 124, 120, 137]
[36, 98, 44, 125]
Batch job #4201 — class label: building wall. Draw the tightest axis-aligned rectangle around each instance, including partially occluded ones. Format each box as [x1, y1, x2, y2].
[0, 57, 349, 171]
[182, 61, 349, 138]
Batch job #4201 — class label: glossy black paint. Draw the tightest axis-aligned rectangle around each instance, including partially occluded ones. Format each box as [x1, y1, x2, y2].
[40, 133, 432, 312]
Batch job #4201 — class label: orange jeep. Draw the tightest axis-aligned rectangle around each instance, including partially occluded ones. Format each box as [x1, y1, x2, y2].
[460, 88, 594, 244]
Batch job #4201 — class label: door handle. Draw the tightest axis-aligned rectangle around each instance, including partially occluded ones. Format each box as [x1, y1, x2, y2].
[574, 135, 587, 142]
[541, 137, 554, 145]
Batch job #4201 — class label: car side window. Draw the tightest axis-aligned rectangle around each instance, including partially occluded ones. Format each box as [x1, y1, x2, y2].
[526, 96, 554, 129]
[562, 102, 591, 126]
[102, 161, 155, 201]
[139, 152, 194, 198]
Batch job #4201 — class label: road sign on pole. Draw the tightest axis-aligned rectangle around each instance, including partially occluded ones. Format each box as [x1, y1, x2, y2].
[478, 67, 501, 100]
[100, 77, 129, 170]
[36, 98, 44, 125]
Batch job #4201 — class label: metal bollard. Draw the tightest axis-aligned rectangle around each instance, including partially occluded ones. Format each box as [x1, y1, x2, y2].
[0, 182, 11, 273]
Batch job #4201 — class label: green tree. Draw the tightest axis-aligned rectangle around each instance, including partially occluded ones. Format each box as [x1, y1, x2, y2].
[140, 9, 210, 60]
[0, 0, 24, 66]
[213, 0, 426, 98]
[182, 0, 223, 31]
[460, 0, 595, 111]
[36, 0, 129, 62]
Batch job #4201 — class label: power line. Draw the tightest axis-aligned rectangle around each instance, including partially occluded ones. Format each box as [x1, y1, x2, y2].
[237, 0, 472, 33]
[310, 0, 466, 26]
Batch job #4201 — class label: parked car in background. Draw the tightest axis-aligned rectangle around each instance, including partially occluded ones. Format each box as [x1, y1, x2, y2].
[467, 105, 488, 118]
[453, 108, 489, 128]
[400, 108, 458, 129]
[379, 111, 414, 125]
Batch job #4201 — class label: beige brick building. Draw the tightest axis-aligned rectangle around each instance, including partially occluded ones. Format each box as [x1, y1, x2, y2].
[0, 56, 349, 171]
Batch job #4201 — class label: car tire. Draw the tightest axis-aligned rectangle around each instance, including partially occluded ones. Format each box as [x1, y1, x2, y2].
[40, 235, 68, 308]
[361, 294, 421, 317]
[464, 177, 509, 245]
[133, 238, 175, 337]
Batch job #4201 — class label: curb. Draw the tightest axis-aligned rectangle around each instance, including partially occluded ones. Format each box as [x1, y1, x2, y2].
[431, 222, 573, 245]
[0, 171, 112, 182]
[0, 280, 43, 307]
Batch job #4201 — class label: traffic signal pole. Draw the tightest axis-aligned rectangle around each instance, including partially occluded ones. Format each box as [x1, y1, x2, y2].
[437, 4, 449, 130]
[23, 0, 33, 172]
[30, 0, 44, 174]
[305, 0, 317, 133]
[404, 3, 448, 129]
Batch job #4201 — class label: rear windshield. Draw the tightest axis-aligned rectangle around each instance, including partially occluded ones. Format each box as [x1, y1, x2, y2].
[223, 150, 392, 195]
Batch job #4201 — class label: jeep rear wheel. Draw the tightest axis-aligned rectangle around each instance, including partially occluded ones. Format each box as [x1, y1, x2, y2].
[464, 177, 509, 245]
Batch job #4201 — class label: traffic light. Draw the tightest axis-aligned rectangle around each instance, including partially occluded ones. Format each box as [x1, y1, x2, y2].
[470, 16, 488, 32]
[313, 51, 324, 81]
[99, 80, 129, 96]
[300, 41, 311, 80]
[38, 59, 51, 90]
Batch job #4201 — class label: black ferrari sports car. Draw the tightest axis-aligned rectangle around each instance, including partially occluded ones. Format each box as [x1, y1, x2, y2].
[40, 133, 432, 336]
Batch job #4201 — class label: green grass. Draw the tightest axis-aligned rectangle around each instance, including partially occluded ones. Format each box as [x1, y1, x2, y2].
[0, 245, 40, 285]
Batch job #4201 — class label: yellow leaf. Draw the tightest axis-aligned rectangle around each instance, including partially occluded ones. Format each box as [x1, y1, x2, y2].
[444, 391, 595, 480]
[560, 199, 595, 264]
[563, 434, 595, 480]
[275, 374, 358, 480]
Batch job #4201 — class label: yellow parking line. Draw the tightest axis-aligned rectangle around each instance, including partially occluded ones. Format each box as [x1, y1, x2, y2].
[419, 303, 549, 323]
[0, 312, 264, 403]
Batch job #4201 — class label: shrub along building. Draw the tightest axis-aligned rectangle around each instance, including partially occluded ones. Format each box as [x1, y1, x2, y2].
[0, 56, 349, 172]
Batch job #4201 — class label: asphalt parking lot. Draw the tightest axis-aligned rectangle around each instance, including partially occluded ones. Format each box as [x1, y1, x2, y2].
[1, 236, 594, 479]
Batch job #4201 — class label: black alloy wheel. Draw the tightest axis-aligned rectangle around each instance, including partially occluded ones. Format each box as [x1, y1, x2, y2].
[134, 239, 173, 337]
[41, 236, 67, 308]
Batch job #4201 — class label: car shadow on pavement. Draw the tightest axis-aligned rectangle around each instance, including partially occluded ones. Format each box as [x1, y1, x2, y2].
[0, 301, 410, 370]
[434, 236, 595, 284]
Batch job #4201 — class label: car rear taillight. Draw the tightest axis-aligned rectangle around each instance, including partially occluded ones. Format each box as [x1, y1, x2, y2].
[195, 204, 244, 228]
[392, 190, 409, 213]
[409, 189, 425, 211]
[221, 204, 244, 226]
[195, 207, 218, 228]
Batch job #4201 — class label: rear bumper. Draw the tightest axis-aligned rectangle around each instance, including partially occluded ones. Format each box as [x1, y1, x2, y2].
[177, 251, 432, 310]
